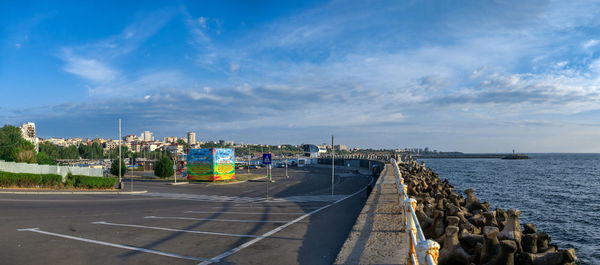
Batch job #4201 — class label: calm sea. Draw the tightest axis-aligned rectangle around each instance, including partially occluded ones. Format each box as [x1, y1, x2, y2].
[419, 154, 599, 265]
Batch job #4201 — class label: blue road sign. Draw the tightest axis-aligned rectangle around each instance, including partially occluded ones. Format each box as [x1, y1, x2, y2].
[262, 153, 272, 165]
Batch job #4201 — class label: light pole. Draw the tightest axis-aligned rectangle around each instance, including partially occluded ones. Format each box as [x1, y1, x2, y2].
[118, 119, 122, 189]
[331, 135, 335, 196]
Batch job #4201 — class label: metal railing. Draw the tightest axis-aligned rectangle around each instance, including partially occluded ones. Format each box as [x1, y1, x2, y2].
[390, 158, 439, 265]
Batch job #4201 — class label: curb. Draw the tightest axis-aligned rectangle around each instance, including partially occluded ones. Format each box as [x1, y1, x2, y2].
[168, 182, 189, 185]
[0, 190, 148, 195]
[210, 176, 267, 185]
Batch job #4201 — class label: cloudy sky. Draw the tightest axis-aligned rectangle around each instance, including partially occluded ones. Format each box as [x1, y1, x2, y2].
[2, 0, 600, 152]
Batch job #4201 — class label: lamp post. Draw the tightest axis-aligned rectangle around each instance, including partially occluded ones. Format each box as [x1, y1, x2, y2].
[118, 119, 122, 189]
[331, 135, 335, 196]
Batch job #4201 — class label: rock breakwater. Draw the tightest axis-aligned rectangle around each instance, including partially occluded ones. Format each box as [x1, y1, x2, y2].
[399, 160, 577, 265]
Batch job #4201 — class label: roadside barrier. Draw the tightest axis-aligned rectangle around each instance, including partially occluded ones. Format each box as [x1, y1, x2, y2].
[390, 158, 439, 265]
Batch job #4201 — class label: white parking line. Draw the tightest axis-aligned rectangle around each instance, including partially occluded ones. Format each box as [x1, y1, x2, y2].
[144, 216, 291, 223]
[184, 211, 305, 215]
[212, 205, 319, 210]
[198, 181, 371, 265]
[92, 221, 261, 238]
[17, 228, 208, 262]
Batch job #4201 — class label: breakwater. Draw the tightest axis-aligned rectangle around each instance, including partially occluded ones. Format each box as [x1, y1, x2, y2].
[401, 159, 578, 265]
[420, 154, 598, 265]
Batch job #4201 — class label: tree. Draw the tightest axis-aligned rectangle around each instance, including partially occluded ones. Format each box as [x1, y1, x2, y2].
[0, 125, 36, 162]
[110, 158, 127, 176]
[36, 151, 56, 165]
[154, 156, 174, 178]
[62, 145, 80, 159]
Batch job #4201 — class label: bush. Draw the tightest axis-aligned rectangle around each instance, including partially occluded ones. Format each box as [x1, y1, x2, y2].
[0, 171, 115, 189]
[110, 159, 127, 176]
[0, 171, 62, 188]
[75, 175, 116, 189]
[154, 156, 174, 178]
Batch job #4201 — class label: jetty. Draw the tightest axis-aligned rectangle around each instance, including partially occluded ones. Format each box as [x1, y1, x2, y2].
[330, 154, 577, 265]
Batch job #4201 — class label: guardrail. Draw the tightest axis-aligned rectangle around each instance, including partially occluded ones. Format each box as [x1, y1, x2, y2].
[390, 158, 439, 265]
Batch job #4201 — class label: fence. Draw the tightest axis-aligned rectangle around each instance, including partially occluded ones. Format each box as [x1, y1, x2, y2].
[0, 160, 103, 181]
[390, 158, 439, 265]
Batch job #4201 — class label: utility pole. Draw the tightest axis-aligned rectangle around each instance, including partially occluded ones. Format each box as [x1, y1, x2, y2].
[118, 119, 122, 189]
[331, 135, 335, 196]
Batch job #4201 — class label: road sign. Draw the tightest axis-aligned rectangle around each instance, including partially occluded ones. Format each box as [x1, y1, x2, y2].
[262, 153, 272, 165]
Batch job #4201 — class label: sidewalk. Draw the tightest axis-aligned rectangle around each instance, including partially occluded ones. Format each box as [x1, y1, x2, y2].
[334, 163, 407, 265]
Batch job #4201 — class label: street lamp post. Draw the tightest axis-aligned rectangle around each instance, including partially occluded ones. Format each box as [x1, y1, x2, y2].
[118, 119, 122, 189]
[331, 135, 335, 196]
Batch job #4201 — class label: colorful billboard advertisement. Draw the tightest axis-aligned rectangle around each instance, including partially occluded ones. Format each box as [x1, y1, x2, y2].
[187, 148, 235, 181]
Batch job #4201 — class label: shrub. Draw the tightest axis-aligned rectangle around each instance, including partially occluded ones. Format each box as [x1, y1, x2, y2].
[0, 171, 62, 188]
[154, 156, 174, 178]
[75, 175, 116, 189]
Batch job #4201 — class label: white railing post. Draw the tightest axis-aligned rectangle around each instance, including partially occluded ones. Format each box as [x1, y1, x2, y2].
[417, 240, 440, 265]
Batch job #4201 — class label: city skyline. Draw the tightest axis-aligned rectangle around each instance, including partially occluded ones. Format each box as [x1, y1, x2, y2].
[3, 1, 600, 152]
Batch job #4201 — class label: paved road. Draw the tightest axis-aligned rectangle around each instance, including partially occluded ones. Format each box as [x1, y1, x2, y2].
[0, 166, 373, 265]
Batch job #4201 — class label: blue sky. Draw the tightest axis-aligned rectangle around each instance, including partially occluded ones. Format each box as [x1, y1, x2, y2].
[2, 0, 600, 152]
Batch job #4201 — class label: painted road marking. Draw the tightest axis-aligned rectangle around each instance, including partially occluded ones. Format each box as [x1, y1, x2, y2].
[144, 216, 291, 223]
[17, 228, 208, 262]
[198, 179, 372, 265]
[92, 221, 261, 238]
[184, 211, 305, 215]
[220, 205, 321, 209]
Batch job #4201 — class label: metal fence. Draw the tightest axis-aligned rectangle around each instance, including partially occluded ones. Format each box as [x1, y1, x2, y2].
[390, 158, 439, 265]
[0, 160, 103, 181]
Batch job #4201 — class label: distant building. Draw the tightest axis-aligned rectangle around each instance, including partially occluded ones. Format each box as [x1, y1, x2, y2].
[124, 134, 138, 143]
[334, 144, 348, 151]
[103, 141, 118, 151]
[187, 131, 196, 145]
[140, 131, 154, 141]
[45, 137, 66, 146]
[20, 122, 39, 151]
[20, 122, 36, 140]
[164, 136, 178, 143]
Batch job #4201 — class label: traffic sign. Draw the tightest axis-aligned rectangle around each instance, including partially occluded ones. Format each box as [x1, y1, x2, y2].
[262, 153, 272, 165]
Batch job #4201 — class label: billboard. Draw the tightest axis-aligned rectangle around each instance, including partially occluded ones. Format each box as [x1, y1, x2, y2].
[187, 148, 235, 181]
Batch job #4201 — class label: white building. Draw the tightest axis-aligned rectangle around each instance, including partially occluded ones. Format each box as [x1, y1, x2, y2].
[187, 131, 196, 145]
[124, 134, 138, 143]
[164, 136, 178, 143]
[140, 131, 154, 141]
[20, 122, 39, 151]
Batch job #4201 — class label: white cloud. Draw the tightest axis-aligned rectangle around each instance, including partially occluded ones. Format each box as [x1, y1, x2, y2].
[62, 49, 118, 82]
[582, 39, 599, 49]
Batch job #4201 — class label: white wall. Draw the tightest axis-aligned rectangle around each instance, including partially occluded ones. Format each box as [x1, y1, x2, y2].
[0, 160, 103, 181]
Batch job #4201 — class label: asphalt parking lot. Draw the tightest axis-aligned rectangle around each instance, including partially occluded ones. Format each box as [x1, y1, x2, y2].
[0, 166, 372, 265]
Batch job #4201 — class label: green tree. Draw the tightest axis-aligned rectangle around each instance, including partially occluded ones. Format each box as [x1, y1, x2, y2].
[0, 125, 36, 162]
[36, 151, 56, 165]
[154, 156, 174, 178]
[110, 158, 127, 176]
[61, 145, 80, 159]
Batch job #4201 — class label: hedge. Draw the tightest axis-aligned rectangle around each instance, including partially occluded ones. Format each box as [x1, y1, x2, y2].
[73, 175, 116, 189]
[0, 171, 62, 188]
[0, 171, 116, 189]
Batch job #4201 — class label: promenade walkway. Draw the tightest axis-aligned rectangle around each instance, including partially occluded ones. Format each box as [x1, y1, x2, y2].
[335, 163, 407, 265]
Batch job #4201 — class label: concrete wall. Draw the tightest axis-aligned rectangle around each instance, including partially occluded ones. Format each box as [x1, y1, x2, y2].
[0, 160, 103, 181]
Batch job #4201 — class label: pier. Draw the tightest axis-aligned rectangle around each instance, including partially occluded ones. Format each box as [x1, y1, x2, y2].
[330, 154, 577, 265]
